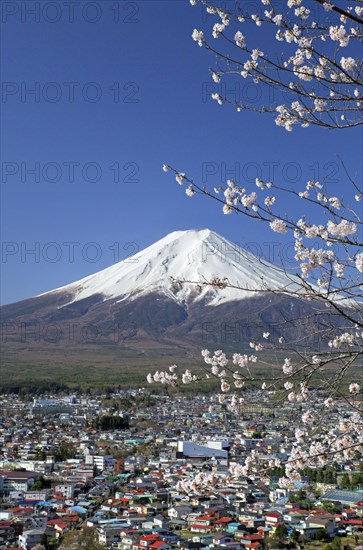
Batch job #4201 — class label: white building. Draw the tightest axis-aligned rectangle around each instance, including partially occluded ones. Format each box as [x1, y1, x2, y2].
[94, 455, 114, 472]
[177, 441, 228, 458]
[54, 483, 75, 498]
[19, 528, 45, 549]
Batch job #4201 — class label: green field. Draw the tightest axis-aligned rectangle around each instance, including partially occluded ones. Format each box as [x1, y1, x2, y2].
[1, 342, 361, 395]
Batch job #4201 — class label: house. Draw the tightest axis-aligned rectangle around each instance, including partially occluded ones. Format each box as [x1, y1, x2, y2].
[98, 525, 123, 546]
[47, 519, 70, 537]
[149, 541, 171, 550]
[54, 483, 75, 498]
[119, 530, 140, 549]
[190, 523, 214, 533]
[179, 542, 208, 550]
[213, 533, 235, 545]
[214, 516, 233, 530]
[305, 514, 336, 537]
[264, 512, 282, 526]
[153, 514, 169, 529]
[25, 489, 51, 502]
[294, 515, 336, 540]
[238, 533, 264, 549]
[18, 528, 45, 549]
[0, 471, 36, 495]
[226, 522, 248, 534]
[139, 534, 161, 547]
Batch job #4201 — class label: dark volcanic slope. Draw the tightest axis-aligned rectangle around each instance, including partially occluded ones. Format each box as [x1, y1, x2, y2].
[1, 288, 347, 357]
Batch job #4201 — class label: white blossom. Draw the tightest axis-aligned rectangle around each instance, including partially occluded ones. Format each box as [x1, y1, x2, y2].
[213, 22, 225, 38]
[270, 219, 288, 234]
[355, 252, 363, 273]
[302, 410, 314, 424]
[192, 29, 204, 47]
[282, 357, 293, 375]
[264, 196, 275, 207]
[340, 57, 356, 71]
[349, 383, 360, 394]
[211, 92, 223, 105]
[176, 172, 186, 185]
[233, 31, 246, 48]
[327, 219, 357, 237]
[329, 25, 349, 47]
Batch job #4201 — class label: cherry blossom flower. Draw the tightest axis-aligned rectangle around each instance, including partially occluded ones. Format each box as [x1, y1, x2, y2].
[329, 25, 349, 47]
[234, 31, 246, 48]
[324, 397, 334, 408]
[327, 220, 357, 237]
[192, 29, 204, 47]
[270, 219, 288, 234]
[282, 358, 293, 375]
[211, 93, 223, 105]
[302, 410, 315, 424]
[340, 57, 357, 71]
[176, 173, 185, 185]
[356, 252, 363, 273]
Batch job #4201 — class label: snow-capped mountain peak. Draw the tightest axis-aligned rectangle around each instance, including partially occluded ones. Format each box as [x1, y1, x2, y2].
[43, 228, 301, 307]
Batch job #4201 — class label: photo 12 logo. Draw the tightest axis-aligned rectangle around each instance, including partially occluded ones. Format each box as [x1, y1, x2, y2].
[1, 321, 137, 344]
[1, 1, 140, 24]
[1, 161, 140, 184]
[1, 241, 141, 265]
[1, 81, 140, 104]
[201, 160, 340, 186]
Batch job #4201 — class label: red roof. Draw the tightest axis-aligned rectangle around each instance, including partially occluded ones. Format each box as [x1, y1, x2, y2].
[61, 516, 78, 523]
[55, 522, 69, 530]
[214, 516, 233, 523]
[342, 519, 363, 526]
[290, 508, 309, 514]
[265, 512, 281, 518]
[243, 534, 263, 541]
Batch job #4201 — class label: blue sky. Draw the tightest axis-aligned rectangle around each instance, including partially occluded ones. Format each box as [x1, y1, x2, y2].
[1, 0, 362, 304]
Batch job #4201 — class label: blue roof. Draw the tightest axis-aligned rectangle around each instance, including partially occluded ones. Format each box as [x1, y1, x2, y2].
[322, 490, 363, 504]
[70, 505, 88, 514]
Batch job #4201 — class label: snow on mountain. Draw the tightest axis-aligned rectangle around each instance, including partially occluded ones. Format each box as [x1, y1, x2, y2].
[41, 229, 302, 307]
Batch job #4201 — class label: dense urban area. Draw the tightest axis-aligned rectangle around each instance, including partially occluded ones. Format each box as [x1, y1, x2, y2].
[0, 389, 362, 550]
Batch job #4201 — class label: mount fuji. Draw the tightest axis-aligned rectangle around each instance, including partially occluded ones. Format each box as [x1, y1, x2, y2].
[1, 229, 345, 386]
[36, 228, 302, 307]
